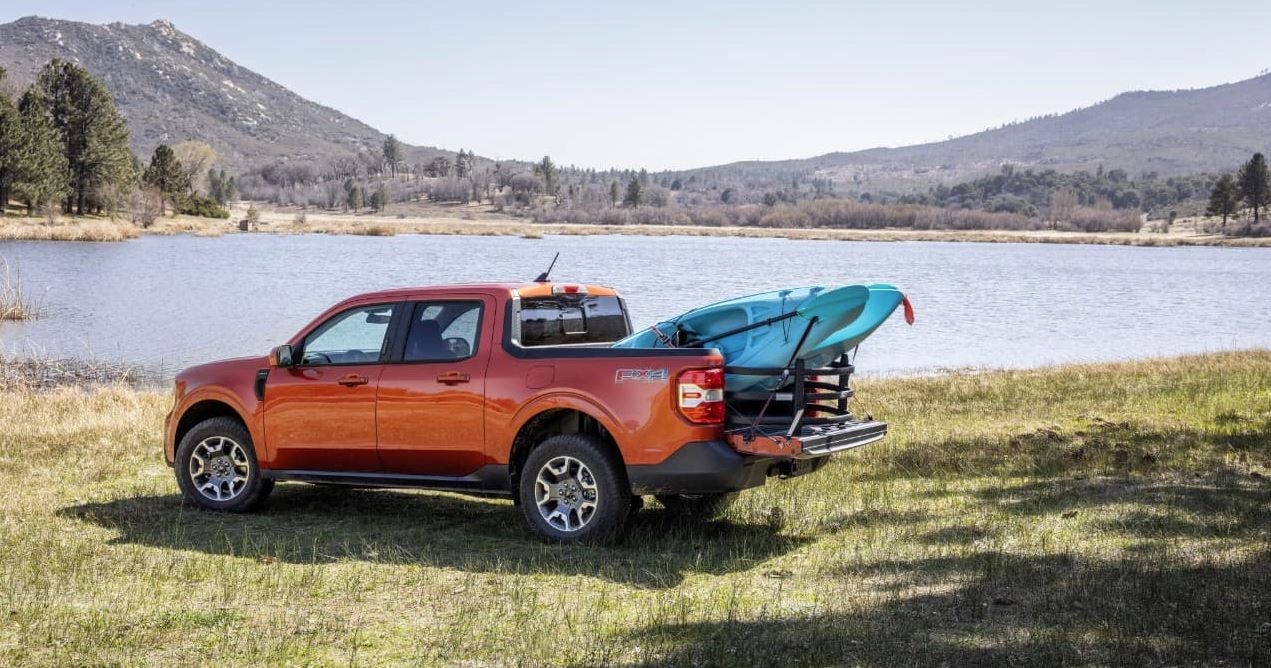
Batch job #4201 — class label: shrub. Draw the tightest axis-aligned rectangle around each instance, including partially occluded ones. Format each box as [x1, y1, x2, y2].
[175, 194, 230, 219]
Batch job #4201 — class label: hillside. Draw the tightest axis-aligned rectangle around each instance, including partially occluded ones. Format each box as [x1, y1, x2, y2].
[679, 72, 1271, 193]
[2, 15, 1267, 194]
[0, 16, 458, 172]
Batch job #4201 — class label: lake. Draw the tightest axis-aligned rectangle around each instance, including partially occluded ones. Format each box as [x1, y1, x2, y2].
[1, 233, 1268, 377]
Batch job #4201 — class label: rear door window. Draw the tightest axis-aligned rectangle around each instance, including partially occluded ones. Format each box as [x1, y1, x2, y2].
[403, 301, 483, 362]
[519, 296, 629, 346]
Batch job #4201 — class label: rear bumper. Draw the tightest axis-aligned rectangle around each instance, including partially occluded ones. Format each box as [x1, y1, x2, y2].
[627, 440, 831, 495]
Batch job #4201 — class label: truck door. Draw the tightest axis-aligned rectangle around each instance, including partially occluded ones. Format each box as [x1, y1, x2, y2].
[376, 296, 493, 476]
[263, 302, 400, 471]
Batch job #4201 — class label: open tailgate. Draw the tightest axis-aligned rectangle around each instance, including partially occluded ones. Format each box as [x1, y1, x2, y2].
[722, 357, 887, 459]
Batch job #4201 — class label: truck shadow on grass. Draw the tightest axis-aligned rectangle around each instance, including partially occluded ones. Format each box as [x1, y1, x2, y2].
[860, 413, 1270, 481]
[602, 439, 1271, 665]
[602, 548, 1271, 667]
[59, 485, 809, 588]
[974, 475, 1271, 538]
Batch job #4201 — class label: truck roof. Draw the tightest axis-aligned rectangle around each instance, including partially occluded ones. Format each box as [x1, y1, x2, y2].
[334, 282, 619, 306]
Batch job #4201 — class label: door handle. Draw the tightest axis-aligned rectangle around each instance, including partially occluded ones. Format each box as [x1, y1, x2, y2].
[337, 374, 369, 387]
[437, 371, 470, 385]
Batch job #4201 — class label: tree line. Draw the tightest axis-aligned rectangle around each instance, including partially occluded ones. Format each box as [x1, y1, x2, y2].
[889, 165, 1219, 219]
[0, 59, 231, 223]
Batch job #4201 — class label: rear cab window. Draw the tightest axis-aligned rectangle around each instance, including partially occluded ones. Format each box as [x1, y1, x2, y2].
[517, 295, 630, 347]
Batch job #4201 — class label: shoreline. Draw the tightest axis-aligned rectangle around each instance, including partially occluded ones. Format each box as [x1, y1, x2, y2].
[2, 205, 1267, 247]
[3, 349, 1266, 390]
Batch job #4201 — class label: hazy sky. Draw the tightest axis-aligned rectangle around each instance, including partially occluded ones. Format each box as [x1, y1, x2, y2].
[4, 1, 1269, 170]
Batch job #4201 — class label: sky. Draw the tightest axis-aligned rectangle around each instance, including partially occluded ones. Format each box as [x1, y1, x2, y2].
[4, 1, 1270, 170]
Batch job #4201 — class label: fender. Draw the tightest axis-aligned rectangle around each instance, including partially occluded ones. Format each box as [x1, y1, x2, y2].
[166, 386, 265, 464]
[504, 390, 628, 460]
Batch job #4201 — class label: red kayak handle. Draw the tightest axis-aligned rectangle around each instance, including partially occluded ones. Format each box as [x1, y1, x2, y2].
[902, 295, 915, 325]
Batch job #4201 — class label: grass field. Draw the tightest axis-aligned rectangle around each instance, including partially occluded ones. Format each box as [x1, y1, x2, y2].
[0, 352, 1268, 666]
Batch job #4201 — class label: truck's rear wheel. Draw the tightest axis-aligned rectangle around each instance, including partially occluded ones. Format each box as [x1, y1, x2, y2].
[519, 434, 630, 544]
[175, 417, 274, 512]
[656, 492, 737, 520]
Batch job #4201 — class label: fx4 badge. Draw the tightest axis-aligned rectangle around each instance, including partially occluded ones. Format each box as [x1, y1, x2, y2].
[615, 368, 669, 384]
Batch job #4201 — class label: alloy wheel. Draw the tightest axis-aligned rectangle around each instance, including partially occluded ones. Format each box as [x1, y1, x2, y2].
[534, 455, 600, 532]
[188, 436, 252, 502]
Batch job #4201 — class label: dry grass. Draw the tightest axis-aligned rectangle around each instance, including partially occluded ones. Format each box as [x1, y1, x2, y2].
[8, 204, 1269, 246]
[0, 354, 152, 390]
[241, 204, 1268, 246]
[146, 215, 232, 237]
[0, 261, 42, 320]
[347, 223, 397, 237]
[0, 351, 1267, 666]
[0, 217, 139, 242]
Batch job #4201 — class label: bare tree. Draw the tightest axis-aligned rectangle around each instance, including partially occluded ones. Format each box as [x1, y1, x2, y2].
[171, 141, 217, 195]
[330, 156, 361, 181]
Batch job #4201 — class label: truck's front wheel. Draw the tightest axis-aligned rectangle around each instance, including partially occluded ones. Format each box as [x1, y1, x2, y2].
[519, 434, 630, 544]
[656, 492, 737, 520]
[175, 417, 274, 512]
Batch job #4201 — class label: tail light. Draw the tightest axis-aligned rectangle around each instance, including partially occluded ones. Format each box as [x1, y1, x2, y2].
[678, 368, 724, 425]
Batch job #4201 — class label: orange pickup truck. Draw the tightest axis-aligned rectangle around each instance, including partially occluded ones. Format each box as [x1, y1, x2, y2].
[165, 282, 887, 543]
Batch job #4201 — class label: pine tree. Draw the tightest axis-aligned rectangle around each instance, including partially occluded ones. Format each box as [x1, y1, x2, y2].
[623, 177, 642, 207]
[1237, 152, 1270, 223]
[207, 168, 224, 204]
[34, 59, 132, 214]
[14, 89, 69, 216]
[346, 182, 362, 211]
[143, 144, 189, 215]
[537, 156, 558, 196]
[0, 94, 18, 214]
[1206, 174, 1238, 227]
[609, 181, 620, 207]
[207, 168, 236, 205]
[382, 135, 402, 177]
[370, 183, 389, 212]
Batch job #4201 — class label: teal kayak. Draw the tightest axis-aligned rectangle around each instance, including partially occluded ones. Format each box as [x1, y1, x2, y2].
[613, 284, 911, 391]
[812, 284, 908, 359]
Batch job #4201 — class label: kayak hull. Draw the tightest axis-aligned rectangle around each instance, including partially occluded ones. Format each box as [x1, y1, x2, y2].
[614, 284, 904, 391]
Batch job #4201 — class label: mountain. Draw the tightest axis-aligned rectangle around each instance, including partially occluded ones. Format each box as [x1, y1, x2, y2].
[0, 16, 457, 172]
[3, 15, 1267, 190]
[680, 72, 1271, 193]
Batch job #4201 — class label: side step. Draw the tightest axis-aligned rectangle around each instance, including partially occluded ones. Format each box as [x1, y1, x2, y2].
[262, 466, 512, 496]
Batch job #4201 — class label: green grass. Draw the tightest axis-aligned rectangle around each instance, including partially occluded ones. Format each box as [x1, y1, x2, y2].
[1, 352, 1268, 666]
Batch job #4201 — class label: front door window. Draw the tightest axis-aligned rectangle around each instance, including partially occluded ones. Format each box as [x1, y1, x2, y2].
[301, 304, 395, 365]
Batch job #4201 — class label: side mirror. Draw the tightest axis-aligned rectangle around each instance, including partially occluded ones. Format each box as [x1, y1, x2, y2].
[269, 344, 295, 368]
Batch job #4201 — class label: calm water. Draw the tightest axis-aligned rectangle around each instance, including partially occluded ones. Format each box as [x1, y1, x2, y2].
[1, 234, 1269, 377]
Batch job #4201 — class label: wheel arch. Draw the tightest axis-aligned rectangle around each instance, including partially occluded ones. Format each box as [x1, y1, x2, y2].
[174, 399, 250, 451]
[508, 407, 624, 492]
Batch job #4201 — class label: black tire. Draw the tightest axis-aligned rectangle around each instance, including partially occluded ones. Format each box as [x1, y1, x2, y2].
[656, 492, 738, 520]
[629, 494, 645, 517]
[175, 416, 274, 512]
[518, 434, 631, 544]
